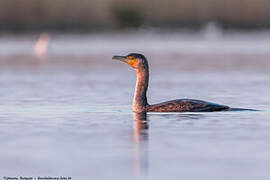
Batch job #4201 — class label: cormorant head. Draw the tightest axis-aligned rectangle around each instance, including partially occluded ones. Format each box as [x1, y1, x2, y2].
[112, 53, 148, 71]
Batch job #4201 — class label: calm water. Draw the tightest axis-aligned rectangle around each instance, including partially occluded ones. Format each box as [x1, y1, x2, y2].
[0, 32, 270, 180]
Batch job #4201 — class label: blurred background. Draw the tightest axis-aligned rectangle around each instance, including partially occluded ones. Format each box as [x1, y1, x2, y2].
[1, 0, 270, 31]
[1, 0, 270, 67]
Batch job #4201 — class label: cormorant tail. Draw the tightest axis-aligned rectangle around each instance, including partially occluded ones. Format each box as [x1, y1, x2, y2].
[226, 108, 259, 111]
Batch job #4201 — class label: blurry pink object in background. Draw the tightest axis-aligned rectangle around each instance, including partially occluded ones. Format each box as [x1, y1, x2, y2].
[33, 33, 51, 59]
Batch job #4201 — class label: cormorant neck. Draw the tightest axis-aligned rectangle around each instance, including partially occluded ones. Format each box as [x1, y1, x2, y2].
[133, 67, 149, 112]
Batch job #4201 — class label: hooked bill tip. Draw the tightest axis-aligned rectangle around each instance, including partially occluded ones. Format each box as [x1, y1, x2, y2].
[112, 55, 126, 60]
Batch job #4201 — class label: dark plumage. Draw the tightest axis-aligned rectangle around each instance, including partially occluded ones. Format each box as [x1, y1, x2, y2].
[112, 53, 255, 113]
[146, 99, 229, 112]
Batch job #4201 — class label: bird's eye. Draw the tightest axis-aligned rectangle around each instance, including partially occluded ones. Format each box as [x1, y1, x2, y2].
[127, 56, 134, 60]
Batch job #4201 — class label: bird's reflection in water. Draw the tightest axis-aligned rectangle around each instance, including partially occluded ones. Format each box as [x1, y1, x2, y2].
[132, 112, 205, 179]
[133, 112, 149, 180]
[156, 113, 205, 121]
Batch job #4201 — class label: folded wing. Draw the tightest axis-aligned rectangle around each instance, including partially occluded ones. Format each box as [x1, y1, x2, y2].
[147, 99, 230, 112]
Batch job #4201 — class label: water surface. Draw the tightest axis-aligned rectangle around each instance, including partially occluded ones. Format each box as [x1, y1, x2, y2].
[0, 32, 270, 180]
